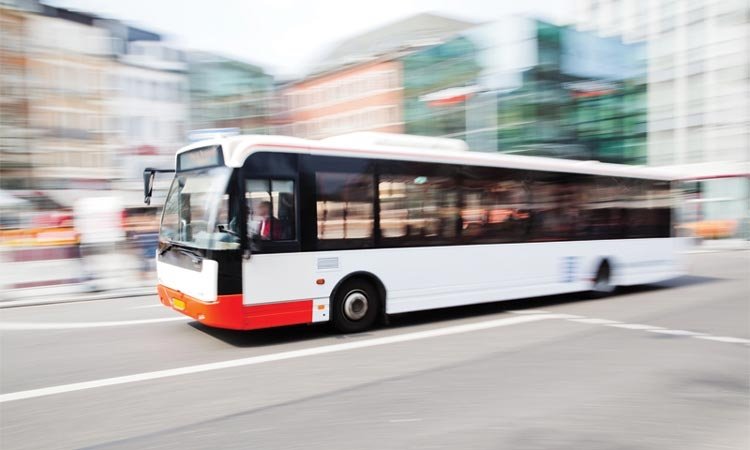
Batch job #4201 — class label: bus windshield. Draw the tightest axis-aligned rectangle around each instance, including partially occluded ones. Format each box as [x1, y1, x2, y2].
[160, 166, 240, 250]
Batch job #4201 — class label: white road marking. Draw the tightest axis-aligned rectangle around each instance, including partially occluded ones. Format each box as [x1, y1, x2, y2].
[0, 317, 189, 330]
[507, 309, 550, 314]
[607, 323, 663, 330]
[569, 318, 622, 325]
[510, 309, 748, 346]
[0, 313, 561, 403]
[694, 335, 750, 344]
[549, 314, 584, 319]
[646, 329, 706, 337]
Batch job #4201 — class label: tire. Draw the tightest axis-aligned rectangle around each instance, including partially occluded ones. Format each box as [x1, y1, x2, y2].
[331, 278, 381, 333]
[590, 260, 616, 297]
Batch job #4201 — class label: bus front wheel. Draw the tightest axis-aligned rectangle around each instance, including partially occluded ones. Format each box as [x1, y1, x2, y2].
[331, 278, 381, 333]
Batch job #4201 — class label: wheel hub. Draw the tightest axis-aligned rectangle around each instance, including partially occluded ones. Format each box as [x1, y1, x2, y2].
[343, 290, 368, 321]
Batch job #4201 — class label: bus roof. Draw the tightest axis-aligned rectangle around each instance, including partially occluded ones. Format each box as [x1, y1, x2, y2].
[175, 134, 676, 181]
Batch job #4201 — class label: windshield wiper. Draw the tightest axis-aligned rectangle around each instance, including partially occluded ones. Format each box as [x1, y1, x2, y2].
[159, 241, 204, 260]
[158, 242, 174, 256]
[175, 246, 202, 260]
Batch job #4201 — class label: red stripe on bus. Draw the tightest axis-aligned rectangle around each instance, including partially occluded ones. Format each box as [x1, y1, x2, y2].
[244, 299, 313, 330]
[157, 285, 313, 330]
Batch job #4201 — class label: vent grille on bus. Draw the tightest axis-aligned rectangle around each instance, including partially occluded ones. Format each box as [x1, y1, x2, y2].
[317, 257, 339, 270]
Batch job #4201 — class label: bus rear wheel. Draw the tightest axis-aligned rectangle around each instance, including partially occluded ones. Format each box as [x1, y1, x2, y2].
[331, 279, 381, 333]
[590, 261, 616, 297]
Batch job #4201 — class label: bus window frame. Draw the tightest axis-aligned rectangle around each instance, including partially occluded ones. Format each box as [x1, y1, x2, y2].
[304, 154, 378, 251]
[376, 159, 461, 249]
[240, 151, 301, 254]
[236, 148, 674, 254]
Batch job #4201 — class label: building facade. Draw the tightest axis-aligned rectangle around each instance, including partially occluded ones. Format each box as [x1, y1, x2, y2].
[0, 6, 30, 188]
[107, 39, 189, 180]
[0, 2, 194, 191]
[282, 13, 476, 140]
[402, 36, 482, 139]
[576, 0, 749, 166]
[576, 0, 749, 234]
[23, 7, 113, 188]
[188, 51, 274, 135]
[283, 15, 647, 165]
[283, 59, 404, 139]
[460, 18, 647, 163]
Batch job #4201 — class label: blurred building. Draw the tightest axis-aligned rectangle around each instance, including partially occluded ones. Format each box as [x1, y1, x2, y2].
[576, 0, 749, 233]
[187, 51, 274, 135]
[455, 18, 647, 163]
[0, 1, 193, 195]
[283, 59, 405, 138]
[402, 36, 482, 139]
[285, 14, 647, 164]
[0, 5, 30, 188]
[21, 4, 113, 189]
[282, 13, 476, 139]
[105, 38, 189, 180]
[576, 0, 749, 166]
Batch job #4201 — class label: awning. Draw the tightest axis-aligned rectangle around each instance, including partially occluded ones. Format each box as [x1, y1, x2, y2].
[419, 85, 481, 106]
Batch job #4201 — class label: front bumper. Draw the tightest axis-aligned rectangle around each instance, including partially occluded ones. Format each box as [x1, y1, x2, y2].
[157, 284, 314, 331]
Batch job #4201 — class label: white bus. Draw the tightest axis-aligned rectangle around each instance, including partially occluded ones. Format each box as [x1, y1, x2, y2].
[144, 133, 685, 332]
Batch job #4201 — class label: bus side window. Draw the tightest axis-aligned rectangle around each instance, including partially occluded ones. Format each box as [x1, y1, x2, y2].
[316, 172, 374, 242]
[245, 179, 296, 242]
[461, 174, 530, 244]
[378, 174, 458, 244]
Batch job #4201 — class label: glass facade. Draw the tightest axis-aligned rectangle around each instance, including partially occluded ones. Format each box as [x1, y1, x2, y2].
[401, 20, 648, 165]
[188, 54, 275, 134]
[401, 36, 482, 138]
[493, 21, 647, 164]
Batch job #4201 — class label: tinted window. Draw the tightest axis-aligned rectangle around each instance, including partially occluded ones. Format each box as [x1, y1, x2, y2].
[581, 176, 625, 240]
[624, 179, 672, 238]
[461, 167, 531, 243]
[528, 174, 589, 241]
[316, 172, 374, 242]
[379, 171, 459, 245]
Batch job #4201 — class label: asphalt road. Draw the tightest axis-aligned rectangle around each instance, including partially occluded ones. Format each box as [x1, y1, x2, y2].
[1, 250, 748, 450]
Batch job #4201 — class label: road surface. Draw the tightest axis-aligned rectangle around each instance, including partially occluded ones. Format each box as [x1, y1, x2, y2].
[1, 250, 748, 449]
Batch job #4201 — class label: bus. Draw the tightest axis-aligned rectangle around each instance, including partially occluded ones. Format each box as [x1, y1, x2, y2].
[144, 133, 686, 333]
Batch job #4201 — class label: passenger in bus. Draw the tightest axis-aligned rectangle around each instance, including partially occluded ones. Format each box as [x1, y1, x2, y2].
[256, 201, 282, 240]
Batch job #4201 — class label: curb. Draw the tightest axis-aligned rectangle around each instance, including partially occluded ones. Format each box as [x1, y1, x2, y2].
[686, 241, 750, 253]
[0, 287, 156, 309]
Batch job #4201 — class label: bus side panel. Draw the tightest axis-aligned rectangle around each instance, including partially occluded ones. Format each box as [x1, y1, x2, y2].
[241, 238, 684, 316]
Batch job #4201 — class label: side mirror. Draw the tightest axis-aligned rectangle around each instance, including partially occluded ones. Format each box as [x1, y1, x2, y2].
[143, 167, 175, 205]
[143, 169, 156, 205]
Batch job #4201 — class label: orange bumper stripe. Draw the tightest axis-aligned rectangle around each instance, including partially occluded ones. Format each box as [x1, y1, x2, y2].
[157, 284, 313, 330]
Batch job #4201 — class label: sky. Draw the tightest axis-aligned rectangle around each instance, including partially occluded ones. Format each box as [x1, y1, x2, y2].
[48, 0, 573, 79]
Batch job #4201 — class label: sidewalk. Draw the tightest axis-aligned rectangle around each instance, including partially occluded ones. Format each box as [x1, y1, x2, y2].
[0, 247, 157, 308]
[688, 238, 750, 253]
[0, 285, 156, 308]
